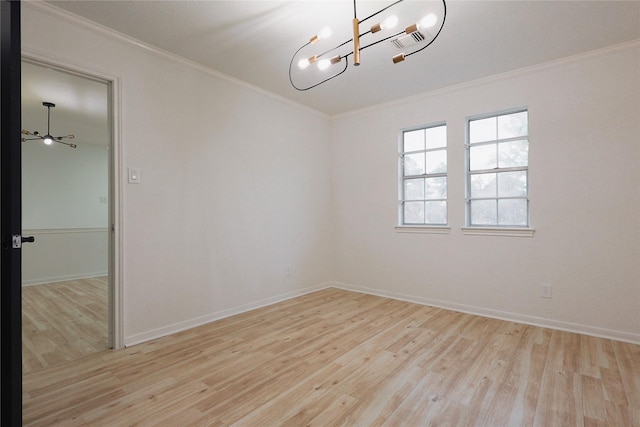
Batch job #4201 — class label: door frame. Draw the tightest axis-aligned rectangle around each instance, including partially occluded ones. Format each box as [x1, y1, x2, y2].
[22, 49, 124, 350]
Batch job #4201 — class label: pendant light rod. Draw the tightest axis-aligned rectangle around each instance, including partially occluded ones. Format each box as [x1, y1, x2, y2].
[45, 101, 54, 136]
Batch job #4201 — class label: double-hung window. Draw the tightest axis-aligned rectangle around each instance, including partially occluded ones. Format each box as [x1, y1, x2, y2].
[466, 110, 529, 227]
[400, 124, 447, 225]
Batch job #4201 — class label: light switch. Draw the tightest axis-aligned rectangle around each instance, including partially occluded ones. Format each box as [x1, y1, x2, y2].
[128, 167, 141, 184]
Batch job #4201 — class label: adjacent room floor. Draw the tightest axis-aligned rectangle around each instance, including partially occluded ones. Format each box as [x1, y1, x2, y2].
[22, 276, 109, 375]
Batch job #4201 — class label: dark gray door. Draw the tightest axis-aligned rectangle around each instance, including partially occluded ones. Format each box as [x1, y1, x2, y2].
[1, 0, 23, 425]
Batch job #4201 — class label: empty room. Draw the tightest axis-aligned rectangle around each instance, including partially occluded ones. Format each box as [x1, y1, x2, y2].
[8, 0, 640, 425]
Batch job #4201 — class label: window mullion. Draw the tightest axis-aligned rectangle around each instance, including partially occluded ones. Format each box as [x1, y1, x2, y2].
[469, 165, 527, 175]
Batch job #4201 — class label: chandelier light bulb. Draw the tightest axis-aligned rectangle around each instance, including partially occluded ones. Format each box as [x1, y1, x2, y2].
[43, 136, 54, 145]
[299, 55, 319, 70]
[310, 26, 332, 44]
[381, 15, 398, 30]
[319, 26, 332, 40]
[317, 59, 331, 71]
[298, 58, 310, 70]
[371, 14, 398, 33]
[418, 13, 438, 30]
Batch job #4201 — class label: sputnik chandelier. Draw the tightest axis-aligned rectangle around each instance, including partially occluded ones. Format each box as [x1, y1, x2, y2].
[21, 101, 77, 148]
[289, 0, 447, 91]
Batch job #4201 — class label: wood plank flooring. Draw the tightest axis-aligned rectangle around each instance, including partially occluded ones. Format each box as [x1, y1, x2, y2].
[22, 288, 640, 426]
[22, 277, 109, 375]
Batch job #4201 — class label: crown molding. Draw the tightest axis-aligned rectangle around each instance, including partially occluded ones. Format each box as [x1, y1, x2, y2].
[333, 38, 640, 120]
[22, 1, 329, 119]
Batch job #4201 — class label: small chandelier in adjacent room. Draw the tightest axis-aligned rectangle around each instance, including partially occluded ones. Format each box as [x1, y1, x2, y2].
[21, 102, 77, 148]
[289, 0, 447, 91]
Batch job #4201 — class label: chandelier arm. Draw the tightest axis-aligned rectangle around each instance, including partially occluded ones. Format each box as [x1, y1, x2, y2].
[359, 0, 404, 24]
[317, 38, 353, 59]
[289, 56, 350, 91]
[288, 41, 311, 88]
[289, 41, 315, 69]
[404, 0, 447, 59]
[289, 38, 351, 91]
[55, 138, 76, 147]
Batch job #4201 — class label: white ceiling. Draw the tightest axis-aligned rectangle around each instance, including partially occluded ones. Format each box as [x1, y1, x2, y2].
[40, 0, 640, 116]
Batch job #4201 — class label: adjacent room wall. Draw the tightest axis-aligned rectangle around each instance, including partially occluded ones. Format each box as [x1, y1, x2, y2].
[22, 3, 334, 345]
[22, 141, 109, 285]
[331, 42, 640, 343]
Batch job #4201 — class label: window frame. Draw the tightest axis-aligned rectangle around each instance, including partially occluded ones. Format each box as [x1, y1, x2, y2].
[398, 122, 449, 229]
[465, 108, 531, 230]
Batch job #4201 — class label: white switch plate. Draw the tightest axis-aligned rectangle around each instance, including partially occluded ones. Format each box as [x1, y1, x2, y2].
[541, 283, 552, 299]
[128, 167, 141, 184]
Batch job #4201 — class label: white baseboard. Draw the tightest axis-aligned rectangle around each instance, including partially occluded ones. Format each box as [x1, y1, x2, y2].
[331, 281, 640, 345]
[124, 282, 331, 347]
[124, 280, 640, 348]
[22, 271, 108, 287]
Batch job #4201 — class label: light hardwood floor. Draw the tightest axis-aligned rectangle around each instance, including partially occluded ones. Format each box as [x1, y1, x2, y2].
[22, 277, 109, 375]
[23, 288, 640, 426]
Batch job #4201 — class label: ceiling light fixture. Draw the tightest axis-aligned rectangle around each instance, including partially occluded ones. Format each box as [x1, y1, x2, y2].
[21, 102, 77, 148]
[289, 0, 447, 91]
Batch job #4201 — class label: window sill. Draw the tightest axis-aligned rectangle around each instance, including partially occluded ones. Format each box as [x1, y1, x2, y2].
[395, 225, 451, 234]
[461, 227, 535, 237]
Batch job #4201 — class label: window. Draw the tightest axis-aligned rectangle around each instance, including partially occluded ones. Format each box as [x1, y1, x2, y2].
[466, 110, 529, 227]
[399, 123, 447, 225]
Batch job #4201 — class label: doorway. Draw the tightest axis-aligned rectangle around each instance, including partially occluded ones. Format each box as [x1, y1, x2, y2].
[20, 59, 120, 374]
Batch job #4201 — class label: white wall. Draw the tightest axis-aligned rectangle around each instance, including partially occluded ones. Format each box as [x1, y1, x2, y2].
[23, 142, 109, 229]
[331, 43, 640, 343]
[22, 141, 109, 285]
[22, 3, 334, 345]
[21, 228, 108, 285]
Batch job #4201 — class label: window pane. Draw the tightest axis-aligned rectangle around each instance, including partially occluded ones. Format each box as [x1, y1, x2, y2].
[498, 140, 528, 168]
[469, 144, 496, 171]
[425, 177, 447, 199]
[498, 111, 528, 139]
[404, 178, 424, 200]
[470, 173, 496, 198]
[404, 129, 424, 152]
[498, 199, 528, 226]
[404, 201, 425, 224]
[425, 125, 446, 149]
[404, 152, 425, 176]
[470, 199, 497, 225]
[470, 117, 496, 143]
[498, 171, 527, 197]
[425, 201, 447, 224]
[425, 149, 447, 174]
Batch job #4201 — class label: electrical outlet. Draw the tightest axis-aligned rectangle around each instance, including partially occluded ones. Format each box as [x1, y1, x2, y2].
[541, 283, 552, 299]
[285, 266, 291, 277]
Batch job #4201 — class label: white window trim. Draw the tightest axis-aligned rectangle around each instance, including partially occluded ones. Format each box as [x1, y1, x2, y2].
[465, 108, 530, 228]
[395, 225, 451, 234]
[398, 122, 448, 227]
[461, 227, 535, 237]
